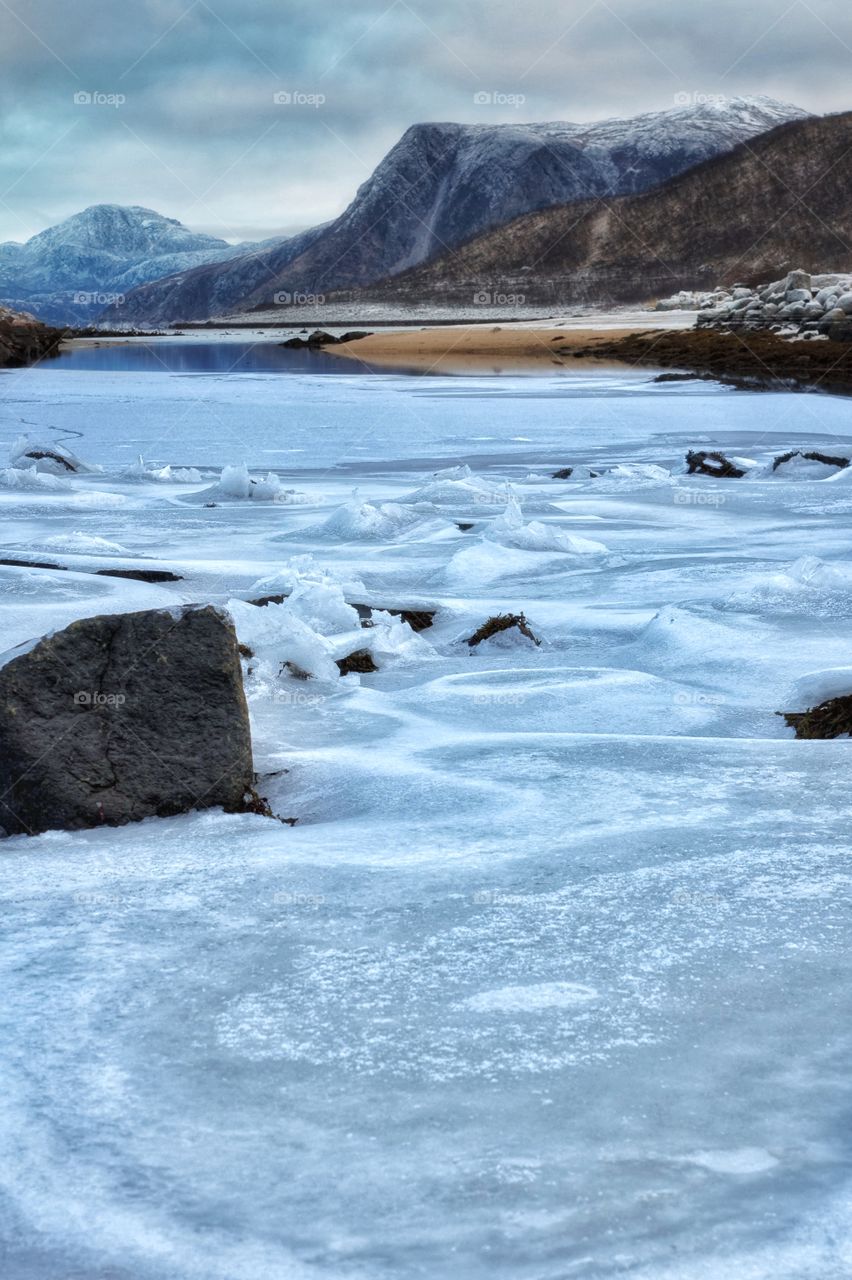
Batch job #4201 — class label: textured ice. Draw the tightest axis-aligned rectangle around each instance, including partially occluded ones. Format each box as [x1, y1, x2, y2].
[2, 356, 852, 1279]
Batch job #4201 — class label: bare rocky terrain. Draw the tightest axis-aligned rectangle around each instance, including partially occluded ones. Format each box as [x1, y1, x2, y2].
[357, 113, 852, 309]
[0, 304, 62, 366]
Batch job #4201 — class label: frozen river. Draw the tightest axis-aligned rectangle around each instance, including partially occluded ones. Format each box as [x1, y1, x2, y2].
[1, 344, 852, 1278]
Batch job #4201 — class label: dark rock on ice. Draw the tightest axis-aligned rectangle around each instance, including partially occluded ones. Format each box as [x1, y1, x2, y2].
[336, 649, 379, 675]
[0, 605, 253, 836]
[685, 450, 746, 478]
[468, 613, 541, 647]
[771, 449, 849, 472]
[780, 694, 852, 739]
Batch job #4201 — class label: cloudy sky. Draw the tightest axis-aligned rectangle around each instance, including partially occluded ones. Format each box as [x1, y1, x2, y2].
[0, 0, 850, 245]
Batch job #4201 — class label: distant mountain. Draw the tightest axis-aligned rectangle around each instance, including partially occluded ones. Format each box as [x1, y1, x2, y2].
[358, 112, 852, 307]
[0, 205, 285, 324]
[111, 96, 808, 324]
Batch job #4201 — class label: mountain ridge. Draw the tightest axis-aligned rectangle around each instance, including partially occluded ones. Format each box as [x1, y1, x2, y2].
[353, 112, 852, 307]
[0, 205, 287, 324]
[108, 96, 808, 324]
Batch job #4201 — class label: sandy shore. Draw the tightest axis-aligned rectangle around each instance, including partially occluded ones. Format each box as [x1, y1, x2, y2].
[329, 324, 643, 374]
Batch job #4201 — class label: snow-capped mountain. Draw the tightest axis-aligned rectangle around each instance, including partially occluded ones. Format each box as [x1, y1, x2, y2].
[0, 205, 283, 324]
[113, 95, 807, 324]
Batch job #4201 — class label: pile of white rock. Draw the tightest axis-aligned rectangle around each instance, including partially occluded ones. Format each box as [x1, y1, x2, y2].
[654, 289, 725, 312]
[694, 269, 852, 337]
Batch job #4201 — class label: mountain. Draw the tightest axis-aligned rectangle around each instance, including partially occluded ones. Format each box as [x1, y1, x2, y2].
[111, 96, 807, 324]
[0, 205, 284, 324]
[357, 112, 852, 307]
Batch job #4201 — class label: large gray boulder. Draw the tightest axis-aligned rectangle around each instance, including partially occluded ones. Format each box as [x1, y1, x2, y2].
[0, 605, 253, 836]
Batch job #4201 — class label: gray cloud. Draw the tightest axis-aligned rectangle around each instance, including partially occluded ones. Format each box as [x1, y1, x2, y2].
[0, 0, 850, 243]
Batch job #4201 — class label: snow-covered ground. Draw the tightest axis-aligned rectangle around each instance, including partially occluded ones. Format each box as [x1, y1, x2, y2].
[2, 355, 852, 1279]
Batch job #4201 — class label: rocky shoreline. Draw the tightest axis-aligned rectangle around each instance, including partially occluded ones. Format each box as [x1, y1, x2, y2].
[0, 305, 64, 368]
[566, 326, 852, 395]
[690, 269, 852, 340]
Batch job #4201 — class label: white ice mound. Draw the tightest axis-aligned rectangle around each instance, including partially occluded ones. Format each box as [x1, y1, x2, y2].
[41, 531, 127, 553]
[486, 496, 608, 554]
[250, 555, 367, 601]
[0, 465, 70, 492]
[9, 434, 101, 476]
[356, 610, 435, 667]
[121, 455, 207, 484]
[230, 569, 434, 692]
[604, 463, 673, 484]
[194, 463, 309, 503]
[280, 580, 361, 635]
[314, 499, 441, 541]
[781, 556, 852, 591]
[228, 597, 341, 684]
[758, 452, 850, 480]
[632, 605, 750, 670]
[404, 467, 509, 506]
[787, 667, 852, 709]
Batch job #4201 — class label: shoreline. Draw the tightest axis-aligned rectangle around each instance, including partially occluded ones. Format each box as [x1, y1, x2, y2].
[328, 324, 645, 375]
[331, 322, 852, 391]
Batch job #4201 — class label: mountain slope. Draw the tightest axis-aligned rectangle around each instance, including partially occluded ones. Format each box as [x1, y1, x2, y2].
[112, 96, 807, 324]
[0, 205, 282, 324]
[360, 112, 852, 306]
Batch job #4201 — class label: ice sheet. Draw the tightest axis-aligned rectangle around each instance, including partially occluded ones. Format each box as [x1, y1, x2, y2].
[2, 357, 852, 1278]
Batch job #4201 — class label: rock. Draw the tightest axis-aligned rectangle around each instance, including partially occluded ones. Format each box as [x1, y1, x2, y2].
[336, 649, 378, 675]
[837, 293, 852, 314]
[785, 288, 812, 304]
[772, 449, 849, 472]
[804, 302, 826, 318]
[685, 450, 746, 478]
[780, 693, 852, 739]
[468, 613, 541, 647]
[786, 270, 812, 292]
[94, 568, 183, 583]
[279, 329, 373, 350]
[822, 320, 852, 343]
[0, 605, 253, 836]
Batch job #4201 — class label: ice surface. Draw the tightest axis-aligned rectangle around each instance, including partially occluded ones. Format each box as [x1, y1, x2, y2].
[2, 354, 852, 1278]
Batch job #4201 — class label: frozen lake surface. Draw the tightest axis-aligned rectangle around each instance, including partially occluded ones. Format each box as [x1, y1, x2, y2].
[1, 352, 852, 1278]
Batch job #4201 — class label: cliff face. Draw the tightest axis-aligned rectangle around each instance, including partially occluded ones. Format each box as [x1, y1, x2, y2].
[0, 306, 63, 367]
[359, 113, 852, 308]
